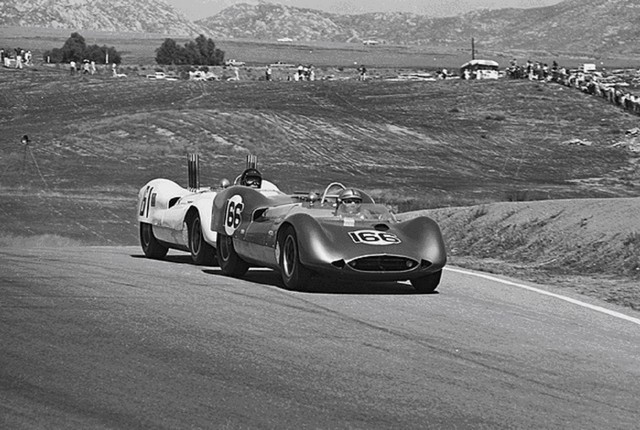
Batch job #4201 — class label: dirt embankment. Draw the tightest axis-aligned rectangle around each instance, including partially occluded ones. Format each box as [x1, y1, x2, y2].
[401, 197, 640, 310]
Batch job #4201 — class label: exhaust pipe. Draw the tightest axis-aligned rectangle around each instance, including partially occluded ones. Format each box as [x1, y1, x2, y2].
[246, 154, 258, 170]
[188, 153, 199, 191]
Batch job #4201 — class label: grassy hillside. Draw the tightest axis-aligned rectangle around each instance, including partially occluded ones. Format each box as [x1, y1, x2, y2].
[1, 63, 638, 308]
[402, 199, 640, 310]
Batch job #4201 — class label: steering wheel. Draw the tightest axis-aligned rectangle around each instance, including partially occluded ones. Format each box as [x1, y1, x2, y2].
[320, 182, 346, 206]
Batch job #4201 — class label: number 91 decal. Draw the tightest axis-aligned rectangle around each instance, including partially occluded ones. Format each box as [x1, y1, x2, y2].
[224, 195, 244, 236]
[348, 230, 401, 245]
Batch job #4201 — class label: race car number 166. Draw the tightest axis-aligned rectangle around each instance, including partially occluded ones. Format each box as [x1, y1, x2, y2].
[348, 230, 401, 245]
[224, 195, 244, 235]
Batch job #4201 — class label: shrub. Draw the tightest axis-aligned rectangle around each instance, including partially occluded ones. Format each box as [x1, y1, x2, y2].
[42, 32, 121, 64]
[155, 34, 225, 66]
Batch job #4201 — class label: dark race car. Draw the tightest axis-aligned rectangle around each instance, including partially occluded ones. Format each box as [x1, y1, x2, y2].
[211, 181, 446, 292]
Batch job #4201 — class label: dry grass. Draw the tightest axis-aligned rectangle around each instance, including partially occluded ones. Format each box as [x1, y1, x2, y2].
[0, 233, 84, 247]
[401, 198, 640, 309]
[1, 46, 639, 308]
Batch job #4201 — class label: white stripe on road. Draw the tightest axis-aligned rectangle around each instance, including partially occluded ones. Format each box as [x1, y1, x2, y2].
[445, 267, 640, 326]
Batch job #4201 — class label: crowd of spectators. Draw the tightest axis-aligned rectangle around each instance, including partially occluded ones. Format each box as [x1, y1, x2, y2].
[292, 64, 315, 81]
[4, 43, 640, 118]
[1, 47, 32, 68]
[507, 58, 640, 116]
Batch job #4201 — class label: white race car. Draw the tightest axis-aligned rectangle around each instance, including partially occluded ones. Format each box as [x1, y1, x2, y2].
[137, 155, 278, 264]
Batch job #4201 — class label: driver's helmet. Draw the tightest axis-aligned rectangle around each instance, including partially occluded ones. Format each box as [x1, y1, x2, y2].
[240, 168, 262, 188]
[338, 188, 363, 213]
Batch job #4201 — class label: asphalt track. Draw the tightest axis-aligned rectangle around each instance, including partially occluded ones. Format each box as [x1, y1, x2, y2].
[1, 246, 638, 429]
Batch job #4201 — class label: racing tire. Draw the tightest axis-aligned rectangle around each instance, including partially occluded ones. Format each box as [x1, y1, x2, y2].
[189, 214, 216, 265]
[216, 233, 249, 276]
[279, 226, 312, 291]
[140, 222, 169, 259]
[410, 270, 442, 293]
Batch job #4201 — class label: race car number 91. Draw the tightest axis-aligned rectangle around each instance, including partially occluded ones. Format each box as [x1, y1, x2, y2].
[348, 230, 401, 245]
[224, 195, 244, 236]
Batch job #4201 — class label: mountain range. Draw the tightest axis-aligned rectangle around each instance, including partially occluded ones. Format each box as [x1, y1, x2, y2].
[1, 0, 639, 56]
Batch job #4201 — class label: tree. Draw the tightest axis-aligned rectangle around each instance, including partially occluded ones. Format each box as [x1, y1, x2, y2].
[61, 32, 86, 63]
[195, 34, 221, 65]
[43, 48, 63, 63]
[43, 33, 121, 64]
[183, 41, 202, 65]
[155, 38, 181, 65]
[155, 35, 225, 66]
[104, 46, 121, 65]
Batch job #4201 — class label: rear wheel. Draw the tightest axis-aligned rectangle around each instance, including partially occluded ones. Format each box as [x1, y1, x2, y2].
[410, 270, 442, 293]
[216, 233, 249, 276]
[189, 214, 215, 265]
[279, 226, 312, 291]
[140, 222, 168, 259]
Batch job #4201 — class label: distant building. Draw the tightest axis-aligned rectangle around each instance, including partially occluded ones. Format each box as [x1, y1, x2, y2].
[460, 59, 500, 80]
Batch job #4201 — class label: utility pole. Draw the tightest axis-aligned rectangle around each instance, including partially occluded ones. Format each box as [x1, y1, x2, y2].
[471, 38, 476, 60]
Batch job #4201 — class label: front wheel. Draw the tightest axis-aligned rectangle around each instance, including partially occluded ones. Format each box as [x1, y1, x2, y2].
[216, 233, 249, 276]
[189, 214, 215, 265]
[140, 222, 168, 259]
[279, 226, 312, 291]
[410, 270, 442, 293]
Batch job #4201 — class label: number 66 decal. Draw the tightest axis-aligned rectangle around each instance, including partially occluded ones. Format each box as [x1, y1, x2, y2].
[224, 195, 244, 235]
[348, 230, 401, 245]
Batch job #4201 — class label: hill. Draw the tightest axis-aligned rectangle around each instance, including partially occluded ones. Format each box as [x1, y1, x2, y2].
[0, 0, 206, 36]
[2, 0, 640, 56]
[0, 65, 639, 308]
[198, 0, 640, 55]
[402, 198, 640, 310]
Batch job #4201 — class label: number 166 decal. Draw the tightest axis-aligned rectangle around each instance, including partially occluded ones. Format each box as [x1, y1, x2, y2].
[348, 230, 401, 245]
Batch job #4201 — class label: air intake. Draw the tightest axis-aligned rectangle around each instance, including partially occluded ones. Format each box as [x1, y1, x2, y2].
[347, 256, 418, 272]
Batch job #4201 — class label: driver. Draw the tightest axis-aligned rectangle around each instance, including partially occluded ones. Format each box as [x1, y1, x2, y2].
[239, 168, 262, 188]
[337, 188, 363, 215]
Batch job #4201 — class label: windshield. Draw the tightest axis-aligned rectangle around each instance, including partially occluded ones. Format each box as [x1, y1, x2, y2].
[335, 203, 397, 222]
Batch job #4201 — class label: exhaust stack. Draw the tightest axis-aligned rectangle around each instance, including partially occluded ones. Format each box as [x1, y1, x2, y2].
[188, 153, 199, 191]
[246, 154, 258, 170]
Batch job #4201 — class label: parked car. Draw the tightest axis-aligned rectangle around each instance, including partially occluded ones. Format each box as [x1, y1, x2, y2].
[225, 59, 246, 67]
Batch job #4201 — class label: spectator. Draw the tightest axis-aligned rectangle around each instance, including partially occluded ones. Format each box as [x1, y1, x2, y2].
[14, 48, 23, 69]
[358, 64, 367, 80]
[70, 60, 76, 75]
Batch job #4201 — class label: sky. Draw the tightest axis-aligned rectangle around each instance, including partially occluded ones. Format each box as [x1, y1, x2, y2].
[166, 0, 565, 20]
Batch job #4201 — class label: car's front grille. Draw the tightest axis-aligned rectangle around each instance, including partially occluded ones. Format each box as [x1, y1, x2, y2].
[347, 256, 419, 272]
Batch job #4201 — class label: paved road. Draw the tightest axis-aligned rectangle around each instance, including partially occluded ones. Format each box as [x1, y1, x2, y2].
[1, 246, 638, 429]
